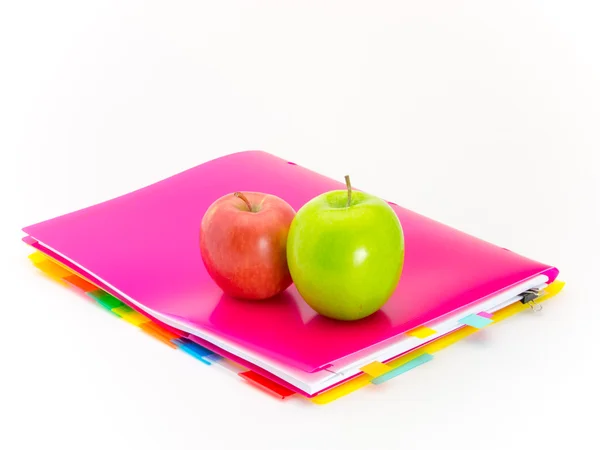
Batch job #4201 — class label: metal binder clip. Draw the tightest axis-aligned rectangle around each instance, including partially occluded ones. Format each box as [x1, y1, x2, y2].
[520, 288, 543, 312]
[528, 298, 543, 312]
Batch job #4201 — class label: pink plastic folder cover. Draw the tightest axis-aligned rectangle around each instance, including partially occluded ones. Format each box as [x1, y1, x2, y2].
[22, 151, 559, 373]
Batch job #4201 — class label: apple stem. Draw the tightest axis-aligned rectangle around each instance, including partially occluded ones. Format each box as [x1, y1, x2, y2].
[234, 192, 253, 211]
[345, 175, 352, 207]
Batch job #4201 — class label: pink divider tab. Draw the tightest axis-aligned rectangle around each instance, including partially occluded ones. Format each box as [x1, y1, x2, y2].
[22, 235, 38, 245]
[477, 312, 494, 319]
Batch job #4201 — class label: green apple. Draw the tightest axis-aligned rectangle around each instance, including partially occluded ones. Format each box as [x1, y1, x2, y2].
[287, 176, 404, 321]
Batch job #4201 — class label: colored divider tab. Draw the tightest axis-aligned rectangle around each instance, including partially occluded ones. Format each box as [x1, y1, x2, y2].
[370, 353, 434, 385]
[63, 274, 97, 292]
[112, 304, 133, 314]
[173, 339, 214, 364]
[122, 311, 151, 326]
[28, 251, 47, 265]
[87, 290, 124, 311]
[361, 361, 392, 378]
[239, 371, 295, 399]
[423, 325, 478, 353]
[459, 313, 493, 329]
[203, 353, 224, 363]
[477, 311, 493, 319]
[407, 326, 437, 339]
[178, 346, 211, 364]
[140, 322, 179, 348]
[313, 351, 430, 405]
[34, 259, 73, 279]
[23, 236, 37, 246]
[111, 305, 150, 326]
[140, 325, 178, 348]
[311, 376, 371, 405]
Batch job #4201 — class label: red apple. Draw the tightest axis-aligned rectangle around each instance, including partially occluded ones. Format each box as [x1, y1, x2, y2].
[200, 191, 296, 300]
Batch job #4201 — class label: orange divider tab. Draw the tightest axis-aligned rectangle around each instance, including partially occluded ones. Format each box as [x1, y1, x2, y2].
[142, 321, 181, 341]
[140, 322, 179, 347]
[407, 326, 437, 339]
[63, 274, 98, 292]
[361, 361, 392, 378]
[140, 322, 178, 348]
[239, 371, 296, 399]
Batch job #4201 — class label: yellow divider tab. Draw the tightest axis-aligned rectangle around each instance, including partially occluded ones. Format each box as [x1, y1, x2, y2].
[28, 251, 48, 265]
[111, 306, 151, 327]
[35, 260, 73, 279]
[407, 326, 436, 339]
[424, 326, 477, 353]
[360, 361, 392, 378]
[311, 376, 372, 405]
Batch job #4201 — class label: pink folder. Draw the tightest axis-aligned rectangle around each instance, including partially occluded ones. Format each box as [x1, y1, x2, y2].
[22, 150, 559, 374]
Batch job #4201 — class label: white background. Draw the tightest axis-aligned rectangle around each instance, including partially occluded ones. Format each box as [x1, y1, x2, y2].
[1, 1, 599, 449]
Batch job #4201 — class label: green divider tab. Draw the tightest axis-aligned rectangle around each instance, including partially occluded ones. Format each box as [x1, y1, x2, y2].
[87, 290, 124, 311]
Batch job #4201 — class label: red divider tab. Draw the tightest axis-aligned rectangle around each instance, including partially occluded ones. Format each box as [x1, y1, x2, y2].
[239, 371, 295, 399]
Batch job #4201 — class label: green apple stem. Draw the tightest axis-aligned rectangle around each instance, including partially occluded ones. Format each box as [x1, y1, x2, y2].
[345, 175, 352, 207]
[234, 192, 253, 211]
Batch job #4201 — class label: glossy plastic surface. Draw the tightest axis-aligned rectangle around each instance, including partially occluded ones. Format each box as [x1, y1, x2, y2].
[22, 150, 559, 372]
